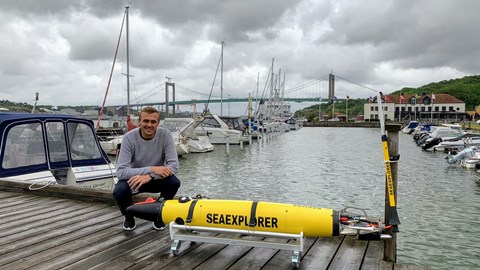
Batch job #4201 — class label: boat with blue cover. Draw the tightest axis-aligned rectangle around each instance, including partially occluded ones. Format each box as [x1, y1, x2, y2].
[0, 112, 116, 190]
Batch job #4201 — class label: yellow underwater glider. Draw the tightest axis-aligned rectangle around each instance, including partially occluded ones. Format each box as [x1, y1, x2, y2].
[126, 195, 390, 239]
[126, 195, 391, 268]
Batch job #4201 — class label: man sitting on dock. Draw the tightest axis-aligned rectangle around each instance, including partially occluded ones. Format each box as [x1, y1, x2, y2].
[113, 106, 181, 231]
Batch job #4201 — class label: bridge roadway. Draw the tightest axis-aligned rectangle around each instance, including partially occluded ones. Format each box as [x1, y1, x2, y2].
[114, 97, 329, 108]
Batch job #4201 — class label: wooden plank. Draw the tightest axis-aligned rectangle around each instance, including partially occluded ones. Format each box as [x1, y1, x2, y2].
[0, 205, 112, 252]
[18, 221, 159, 269]
[361, 240, 394, 270]
[156, 241, 227, 269]
[328, 236, 368, 269]
[227, 237, 290, 270]
[0, 191, 23, 199]
[127, 234, 216, 270]
[193, 235, 260, 270]
[59, 227, 170, 270]
[0, 193, 37, 210]
[300, 236, 344, 269]
[262, 237, 316, 270]
[87, 233, 172, 270]
[0, 197, 72, 222]
[0, 213, 124, 268]
[0, 203, 108, 241]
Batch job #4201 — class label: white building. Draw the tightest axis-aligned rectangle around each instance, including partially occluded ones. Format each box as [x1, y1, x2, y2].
[364, 93, 465, 122]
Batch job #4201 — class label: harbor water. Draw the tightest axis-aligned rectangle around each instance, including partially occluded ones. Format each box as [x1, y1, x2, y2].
[174, 127, 480, 269]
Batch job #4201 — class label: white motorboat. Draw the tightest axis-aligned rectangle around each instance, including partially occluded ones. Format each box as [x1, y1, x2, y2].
[402, 121, 419, 134]
[420, 127, 465, 151]
[197, 115, 244, 144]
[0, 113, 116, 189]
[159, 121, 190, 156]
[461, 153, 480, 169]
[161, 118, 214, 153]
[433, 133, 480, 153]
[99, 134, 123, 156]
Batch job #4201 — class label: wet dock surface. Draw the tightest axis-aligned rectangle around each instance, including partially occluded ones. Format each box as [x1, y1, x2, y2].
[0, 183, 428, 269]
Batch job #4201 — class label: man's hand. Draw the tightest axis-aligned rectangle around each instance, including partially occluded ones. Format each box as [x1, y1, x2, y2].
[151, 166, 172, 178]
[128, 174, 151, 192]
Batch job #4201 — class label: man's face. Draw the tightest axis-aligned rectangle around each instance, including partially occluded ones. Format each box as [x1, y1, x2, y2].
[139, 112, 160, 139]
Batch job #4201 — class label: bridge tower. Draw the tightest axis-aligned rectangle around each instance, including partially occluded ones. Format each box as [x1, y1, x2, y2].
[165, 78, 175, 117]
[328, 73, 335, 101]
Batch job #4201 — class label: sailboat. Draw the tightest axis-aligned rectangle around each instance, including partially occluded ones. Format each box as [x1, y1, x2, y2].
[199, 42, 249, 144]
[254, 59, 292, 133]
[97, 5, 133, 156]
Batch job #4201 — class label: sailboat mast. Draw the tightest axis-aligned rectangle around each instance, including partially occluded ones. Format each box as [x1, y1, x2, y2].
[126, 5, 131, 117]
[220, 41, 224, 115]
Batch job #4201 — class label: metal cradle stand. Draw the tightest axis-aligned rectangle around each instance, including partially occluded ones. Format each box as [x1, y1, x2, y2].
[169, 222, 305, 268]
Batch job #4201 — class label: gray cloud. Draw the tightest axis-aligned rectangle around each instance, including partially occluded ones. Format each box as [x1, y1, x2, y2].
[0, 0, 477, 111]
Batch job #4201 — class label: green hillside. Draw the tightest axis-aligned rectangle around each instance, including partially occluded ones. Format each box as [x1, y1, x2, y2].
[295, 75, 480, 121]
[390, 75, 480, 110]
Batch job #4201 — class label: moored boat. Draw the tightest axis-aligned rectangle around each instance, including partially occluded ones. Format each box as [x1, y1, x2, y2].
[0, 113, 116, 189]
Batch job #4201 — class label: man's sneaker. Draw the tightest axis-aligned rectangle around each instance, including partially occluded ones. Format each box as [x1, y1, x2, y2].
[123, 216, 136, 231]
[153, 220, 165, 230]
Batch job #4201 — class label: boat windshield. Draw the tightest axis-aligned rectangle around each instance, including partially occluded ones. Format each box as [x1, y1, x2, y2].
[161, 120, 184, 132]
[220, 117, 245, 131]
[67, 122, 102, 160]
[201, 118, 221, 128]
[1, 120, 103, 171]
[2, 123, 46, 169]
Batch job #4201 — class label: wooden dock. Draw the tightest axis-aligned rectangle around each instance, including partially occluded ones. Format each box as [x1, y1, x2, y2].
[0, 181, 428, 270]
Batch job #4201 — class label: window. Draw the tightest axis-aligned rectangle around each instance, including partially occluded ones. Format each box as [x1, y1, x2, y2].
[201, 118, 221, 128]
[46, 122, 68, 163]
[67, 122, 102, 160]
[2, 122, 45, 169]
[442, 106, 446, 111]
[449, 106, 454, 111]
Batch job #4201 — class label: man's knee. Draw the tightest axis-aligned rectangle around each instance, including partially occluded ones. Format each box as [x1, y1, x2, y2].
[113, 181, 131, 200]
[169, 175, 181, 190]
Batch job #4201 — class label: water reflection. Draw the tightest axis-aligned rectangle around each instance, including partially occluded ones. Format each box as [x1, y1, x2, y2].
[175, 127, 480, 269]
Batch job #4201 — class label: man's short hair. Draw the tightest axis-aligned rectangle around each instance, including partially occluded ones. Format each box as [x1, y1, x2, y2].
[139, 106, 160, 120]
[141, 106, 158, 114]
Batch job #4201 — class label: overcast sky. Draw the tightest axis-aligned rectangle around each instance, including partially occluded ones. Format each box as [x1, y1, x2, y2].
[1, 0, 478, 115]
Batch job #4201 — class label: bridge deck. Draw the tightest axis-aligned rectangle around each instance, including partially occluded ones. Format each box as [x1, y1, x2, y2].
[0, 182, 428, 269]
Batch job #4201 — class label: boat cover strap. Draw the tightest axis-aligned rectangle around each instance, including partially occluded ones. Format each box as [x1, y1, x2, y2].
[186, 199, 198, 224]
[249, 201, 258, 227]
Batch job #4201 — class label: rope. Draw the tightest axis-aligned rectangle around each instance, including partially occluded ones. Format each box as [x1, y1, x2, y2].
[29, 181, 56, 190]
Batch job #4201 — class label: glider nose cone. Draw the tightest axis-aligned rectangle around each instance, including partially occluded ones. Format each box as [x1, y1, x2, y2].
[126, 202, 162, 221]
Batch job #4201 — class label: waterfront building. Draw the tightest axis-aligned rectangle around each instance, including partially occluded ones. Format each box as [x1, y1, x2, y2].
[363, 93, 465, 122]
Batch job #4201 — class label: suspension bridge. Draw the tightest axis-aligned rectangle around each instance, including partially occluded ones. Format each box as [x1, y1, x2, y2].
[108, 73, 376, 113]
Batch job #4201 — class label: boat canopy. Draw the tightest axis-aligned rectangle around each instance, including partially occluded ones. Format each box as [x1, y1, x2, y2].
[0, 113, 111, 178]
